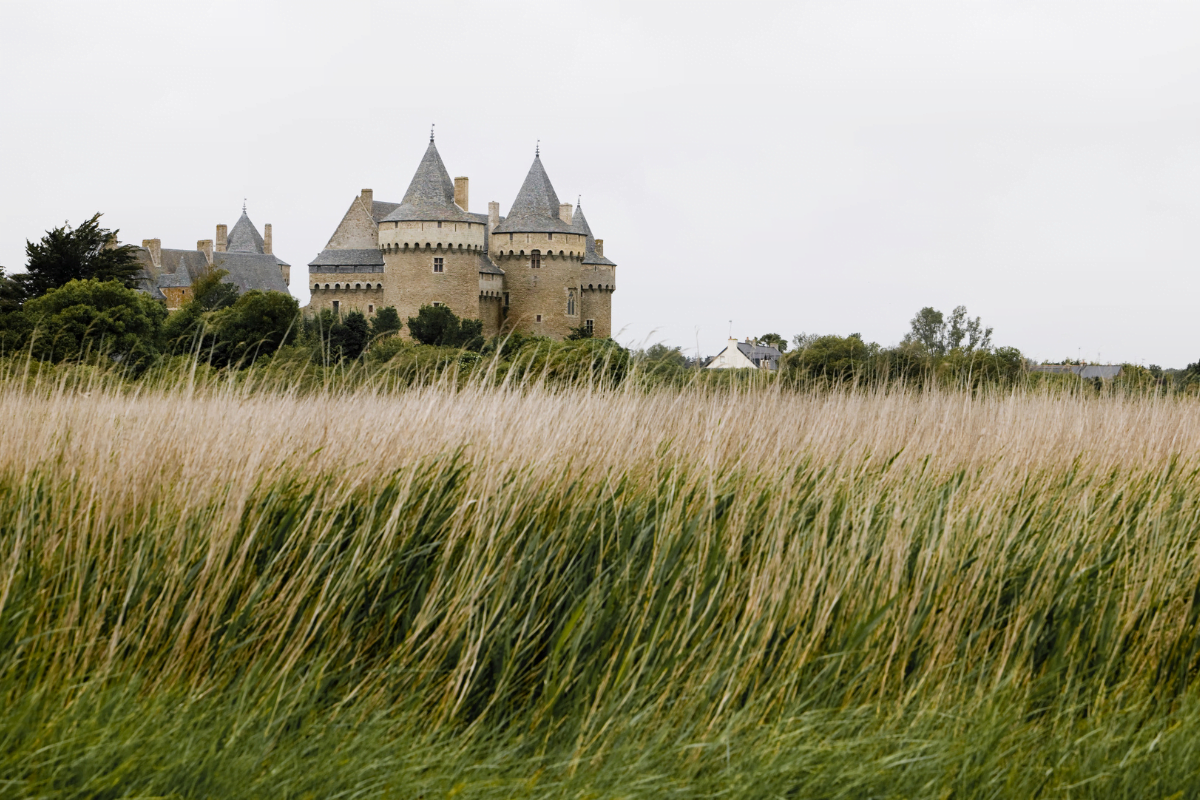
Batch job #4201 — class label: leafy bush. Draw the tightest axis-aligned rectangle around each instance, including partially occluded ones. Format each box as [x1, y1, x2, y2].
[407, 305, 483, 350]
[18, 279, 166, 370]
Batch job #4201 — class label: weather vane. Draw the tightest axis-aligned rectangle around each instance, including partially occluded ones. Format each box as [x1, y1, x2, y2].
[536, 139, 540, 156]
[242, 198, 246, 213]
[430, 123, 435, 143]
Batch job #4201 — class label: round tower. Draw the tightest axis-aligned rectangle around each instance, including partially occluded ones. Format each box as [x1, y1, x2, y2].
[491, 152, 587, 338]
[377, 134, 489, 328]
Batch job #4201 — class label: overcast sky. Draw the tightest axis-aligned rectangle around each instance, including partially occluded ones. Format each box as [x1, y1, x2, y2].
[2, 1, 1198, 365]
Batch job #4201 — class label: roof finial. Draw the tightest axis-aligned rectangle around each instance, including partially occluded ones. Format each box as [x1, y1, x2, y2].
[430, 123, 435, 143]
[536, 139, 540, 157]
[242, 198, 246, 214]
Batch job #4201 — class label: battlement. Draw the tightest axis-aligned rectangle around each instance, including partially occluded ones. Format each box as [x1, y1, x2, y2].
[378, 219, 486, 252]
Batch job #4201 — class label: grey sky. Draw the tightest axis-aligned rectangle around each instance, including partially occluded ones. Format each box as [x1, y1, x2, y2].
[2, 1, 1197, 365]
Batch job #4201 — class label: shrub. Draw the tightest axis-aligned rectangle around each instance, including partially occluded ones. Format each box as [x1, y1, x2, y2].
[19, 279, 166, 370]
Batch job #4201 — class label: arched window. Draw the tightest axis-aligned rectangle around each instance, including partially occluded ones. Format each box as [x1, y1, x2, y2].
[530, 250, 541, 269]
[567, 290, 576, 316]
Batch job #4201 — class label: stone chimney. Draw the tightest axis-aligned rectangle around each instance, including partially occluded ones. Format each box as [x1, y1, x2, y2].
[104, 233, 119, 250]
[197, 239, 214, 265]
[263, 224, 273, 255]
[595, 239, 604, 258]
[488, 201, 499, 232]
[141, 238, 161, 269]
[360, 188, 373, 208]
[215, 224, 228, 252]
[454, 177, 469, 212]
[559, 203, 573, 224]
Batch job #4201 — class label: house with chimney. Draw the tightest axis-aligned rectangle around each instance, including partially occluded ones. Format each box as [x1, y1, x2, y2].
[133, 206, 291, 310]
[707, 338, 782, 371]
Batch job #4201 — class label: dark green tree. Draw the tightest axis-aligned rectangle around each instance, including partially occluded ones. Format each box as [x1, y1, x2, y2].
[14, 214, 141, 304]
[782, 334, 869, 381]
[904, 307, 946, 354]
[641, 343, 687, 367]
[192, 268, 239, 311]
[207, 290, 301, 367]
[758, 333, 788, 352]
[566, 324, 594, 340]
[370, 306, 403, 338]
[19, 279, 166, 369]
[406, 305, 483, 350]
[330, 310, 370, 361]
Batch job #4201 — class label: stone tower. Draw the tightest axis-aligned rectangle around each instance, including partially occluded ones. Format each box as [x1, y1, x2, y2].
[377, 136, 500, 331]
[492, 153, 589, 338]
[570, 201, 617, 339]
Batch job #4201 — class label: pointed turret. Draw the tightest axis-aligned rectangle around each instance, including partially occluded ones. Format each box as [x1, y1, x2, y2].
[226, 209, 266, 254]
[158, 255, 193, 288]
[382, 139, 474, 223]
[569, 202, 616, 266]
[493, 154, 574, 234]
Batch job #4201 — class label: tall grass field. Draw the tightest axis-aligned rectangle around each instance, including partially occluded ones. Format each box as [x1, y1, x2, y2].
[3, 370, 1200, 797]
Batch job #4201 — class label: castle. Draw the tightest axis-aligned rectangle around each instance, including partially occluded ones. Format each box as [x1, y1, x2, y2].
[307, 135, 616, 339]
[133, 208, 290, 310]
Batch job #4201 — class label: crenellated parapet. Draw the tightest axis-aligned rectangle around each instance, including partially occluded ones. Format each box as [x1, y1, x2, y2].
[378, 219, 486, 252]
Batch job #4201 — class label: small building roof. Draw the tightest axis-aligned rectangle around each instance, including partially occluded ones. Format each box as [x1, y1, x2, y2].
[493, 154, 574, 234]
[308, 249, 385, 268]
[157, 256, 192, 288]
[1031, 364, 1123, 379]
[570, 202, 616, 266]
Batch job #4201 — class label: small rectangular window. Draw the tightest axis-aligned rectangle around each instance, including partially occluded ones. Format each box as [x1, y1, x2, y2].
[548, 233, 553, 241]
[585, 319, 594, 334]
[437, 221, 442, 228]
[503, 292, 510, 306]
[332, 300, 340, 314]
[433, 301, 442, 307]
[368, 304, 374, 314]
[433, 257, 444, 273]
[535, 314, 543, 323]
[531, 250, 541, 269]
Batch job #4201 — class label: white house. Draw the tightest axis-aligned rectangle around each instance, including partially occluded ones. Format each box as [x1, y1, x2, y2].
[707, 338, 782, 370]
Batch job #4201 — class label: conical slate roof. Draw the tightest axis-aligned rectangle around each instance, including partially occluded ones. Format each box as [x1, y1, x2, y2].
[158, 255, 193, 288]
[227, 210, 265, 254]
[381, 140, 474, 223]
[493, 155, 573, 234]
[570, 202, 616, 266]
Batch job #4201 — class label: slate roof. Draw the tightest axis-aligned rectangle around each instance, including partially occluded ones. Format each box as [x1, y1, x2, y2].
[308, 249, 385, 268]
[227, 210, 265, 253]
[737, 342, 782, 361]
[477, 252, 504, 275]
[493, 155, 574, 234]
[1031, 364, 1124, 379]
[158, 256, 192, 288]
[381, 141, 475, 224]
[212, 251, 290, 293]
[371, 201, 400, 223]
[569, 203, 616, 266]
